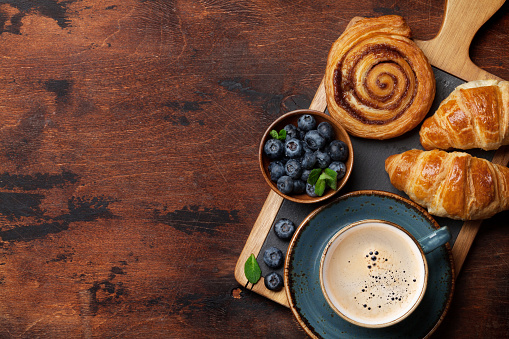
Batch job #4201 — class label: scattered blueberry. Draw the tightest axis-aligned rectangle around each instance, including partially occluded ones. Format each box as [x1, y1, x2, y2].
[264, 138, 284, 160]
[263, 247, 284, 269]
[315, 150, 331, 169]
[297, 114, 317, 131]
[328, 140, 348, 162]
[273, 218, 296, 240]
[301, 151, 317, 170]
[317, 121, 334, 142]
[284, 138, 303, 158]
[329, 161, 347, 180]
[304, 130, 326, 151]
[306, 182, 318, 197]
[293, 179, 306, 194]
[277, 176, 294, 195]
[284, 159, 302, 179]
[268, 161, 285, 182]
[264, 272, 284, 291]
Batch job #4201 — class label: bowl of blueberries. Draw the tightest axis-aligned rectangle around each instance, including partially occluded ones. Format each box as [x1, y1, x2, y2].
[259, 109, 353, 203]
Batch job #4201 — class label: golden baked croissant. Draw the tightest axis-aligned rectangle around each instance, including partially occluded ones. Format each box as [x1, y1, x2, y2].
[325, 15, 435, 140]
[420, 80, 509, 151]
[385, 149, 509, 220]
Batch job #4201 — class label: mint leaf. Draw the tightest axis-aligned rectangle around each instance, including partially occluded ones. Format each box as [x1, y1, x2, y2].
[315, 178, 326, 196]
[307, 168, 322, 185]
[278, 129, 287, 140]
[244, 254, 261, 284]
[270, 129, 287, 140]
[318, 172, 334, 189]
[323, 168, 338, 190]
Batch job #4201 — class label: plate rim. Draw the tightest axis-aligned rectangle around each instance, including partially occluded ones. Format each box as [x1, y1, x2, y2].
[284, 189, 455, 339]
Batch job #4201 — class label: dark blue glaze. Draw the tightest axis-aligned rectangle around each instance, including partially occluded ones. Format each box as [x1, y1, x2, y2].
[285, 190, 454, 339]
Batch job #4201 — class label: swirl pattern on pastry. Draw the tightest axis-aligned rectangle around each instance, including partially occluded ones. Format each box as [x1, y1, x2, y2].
[325, 15, 435, 139]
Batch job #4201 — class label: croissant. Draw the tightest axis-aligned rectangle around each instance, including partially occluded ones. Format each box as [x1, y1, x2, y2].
[324, 15, 435, 140]
[420, 80, 509, 151]
[385, 149, 509, 220]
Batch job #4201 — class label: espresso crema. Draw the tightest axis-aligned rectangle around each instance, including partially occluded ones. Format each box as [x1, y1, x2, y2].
[321, 220, 427, 327]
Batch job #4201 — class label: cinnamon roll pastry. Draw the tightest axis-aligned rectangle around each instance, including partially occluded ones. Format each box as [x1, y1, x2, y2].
[325, 15, 435, 139]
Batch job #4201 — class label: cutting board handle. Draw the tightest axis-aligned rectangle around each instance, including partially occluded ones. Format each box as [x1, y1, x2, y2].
[415, 0, 505, 81]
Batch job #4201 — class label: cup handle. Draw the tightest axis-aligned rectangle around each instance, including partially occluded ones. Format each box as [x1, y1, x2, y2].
[418, 226, 451, 254]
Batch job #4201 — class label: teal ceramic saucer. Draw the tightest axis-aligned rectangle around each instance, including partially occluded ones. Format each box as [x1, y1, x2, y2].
[284, 190, 454, 339]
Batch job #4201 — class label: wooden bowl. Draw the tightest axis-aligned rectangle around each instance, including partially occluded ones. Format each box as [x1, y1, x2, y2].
[259, 109, 354, 203]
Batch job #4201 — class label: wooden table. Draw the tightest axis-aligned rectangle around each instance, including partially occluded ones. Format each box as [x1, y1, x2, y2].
[0, 1, 507, 338]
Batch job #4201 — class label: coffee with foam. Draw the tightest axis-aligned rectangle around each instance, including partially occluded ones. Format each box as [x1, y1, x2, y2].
[320, 220, 427, 327]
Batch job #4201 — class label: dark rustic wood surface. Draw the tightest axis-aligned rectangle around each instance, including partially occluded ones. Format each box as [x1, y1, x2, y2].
[0, 1, 507, 338]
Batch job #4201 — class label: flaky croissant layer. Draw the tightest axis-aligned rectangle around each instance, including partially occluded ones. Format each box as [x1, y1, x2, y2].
[385, 149, 509, 220]
[419, 80, 509, 151]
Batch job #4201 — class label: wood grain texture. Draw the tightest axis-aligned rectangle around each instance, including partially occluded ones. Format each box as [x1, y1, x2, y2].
[0, 0, 507, 338]
[414, 0, 506, 81]
[234, 190, 287, 306]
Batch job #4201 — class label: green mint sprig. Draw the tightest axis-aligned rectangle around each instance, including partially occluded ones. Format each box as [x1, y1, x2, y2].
[307, 168, 338, 196]
[270, 129, 286, 141]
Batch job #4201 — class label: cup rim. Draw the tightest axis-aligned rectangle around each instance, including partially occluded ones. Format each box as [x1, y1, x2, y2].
[319, 218, 429, 328]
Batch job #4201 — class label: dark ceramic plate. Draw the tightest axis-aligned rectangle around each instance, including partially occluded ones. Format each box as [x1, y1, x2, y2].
[284, 190, 454, 339]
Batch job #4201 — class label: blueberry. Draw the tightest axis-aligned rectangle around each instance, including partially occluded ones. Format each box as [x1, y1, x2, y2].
[328, 140, 349, 162]
[329, 161, 347, 180]
[263, 247, 284, 269]
[298, 114, 317, 131]
[301, 151, 317, 170]
[293, 179, 306, 194]
[264, 272, 284, 291]
[301, 169, 311, 182]
[297, 128, 306, 140]
[302, 141, 313, 154]
[268, 161, 285, 182]
[280, 155, 290, 165]
[306, 183, 318, 197]
[264, 138, 284, 160]
[274, 218, 296, 240]
[317, 121, 335, 142]
[277, 176, 294, 195]
[315, 150, 332, 169]
[284, 138, 303, 158]
[283, 124, 299, 140]
[304, 130, 326, 151]
[284, 159, 302, 179]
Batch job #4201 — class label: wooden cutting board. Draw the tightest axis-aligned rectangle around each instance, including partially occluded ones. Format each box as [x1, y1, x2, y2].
[414, 0, 509, 275]
[235, 0, 509, 307]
